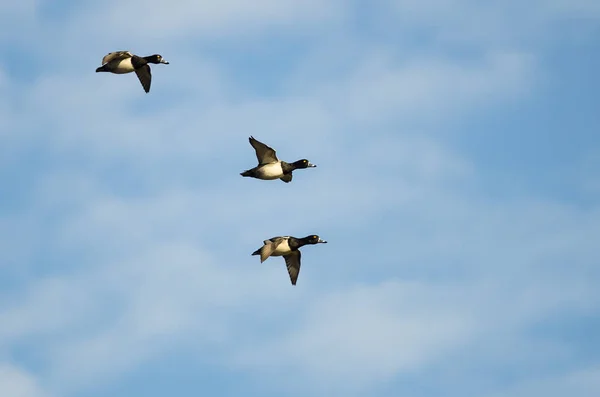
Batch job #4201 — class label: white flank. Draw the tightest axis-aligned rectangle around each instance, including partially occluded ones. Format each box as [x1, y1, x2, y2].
[271, 238, 292, 256]
[257, 162, 284, 179]
[111, 58, 135, 74]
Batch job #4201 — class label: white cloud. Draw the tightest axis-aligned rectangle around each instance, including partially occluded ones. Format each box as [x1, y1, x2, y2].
[234, 281, 475, 394]
[308, 51, 535, 126]
[228, 233, 598, 394]
[385, 0, 600, 45]
[47, 0, 345, 50]
[0, 364, 49, 397]
[1, 239, 296, 392]
[0, 1, 598, 396]
[0, 2, 35, 25]
[487, 366, 600, 397]
[5, 48, 535, 166]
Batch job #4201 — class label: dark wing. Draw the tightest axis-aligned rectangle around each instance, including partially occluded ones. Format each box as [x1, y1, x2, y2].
[279, 174, 292, 183]
[260, 237, 284, 263]
[135, 64, 152, 93]
[283, 251, 301, 285]
[102, 51, 133, 65]
[249, 136, 278, 164]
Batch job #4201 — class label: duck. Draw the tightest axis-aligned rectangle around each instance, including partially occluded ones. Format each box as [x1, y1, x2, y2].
[252, 235, 327, 285]
[95, 51, 169, 93]
[240, 136, 316, 183]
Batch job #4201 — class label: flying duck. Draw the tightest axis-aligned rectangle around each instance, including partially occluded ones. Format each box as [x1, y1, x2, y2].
[240, 136, 316, 183]
[252, 235, 327, 285]
[95, 51, 169, 93]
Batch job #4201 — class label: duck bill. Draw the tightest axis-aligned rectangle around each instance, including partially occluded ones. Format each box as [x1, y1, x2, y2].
[160, 59, 170, 64]
[317, 238, 327, 243]
[308, 162, 317, 168]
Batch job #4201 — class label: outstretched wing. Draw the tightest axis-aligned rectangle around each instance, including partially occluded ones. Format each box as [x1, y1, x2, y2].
[260, 237, 285, 263]
[135, 64, 152, 93]
[102, 51, 133, 65]
[249, 136, 278, 164]
[283, 251, 301, 285]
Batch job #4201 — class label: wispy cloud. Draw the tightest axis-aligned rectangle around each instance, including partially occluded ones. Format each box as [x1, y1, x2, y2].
[1, 1, 599, 397]
[486, 366, 600, 397]
[0, 364, 50, 397]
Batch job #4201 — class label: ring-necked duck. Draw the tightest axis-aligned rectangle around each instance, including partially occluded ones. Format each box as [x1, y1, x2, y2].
[240, 136, 316, 183]
[95, 51, 169, 93]
[252, 235, 327, 285]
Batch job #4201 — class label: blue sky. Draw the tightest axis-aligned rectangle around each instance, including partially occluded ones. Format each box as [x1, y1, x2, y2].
[1, 0, 599, 396]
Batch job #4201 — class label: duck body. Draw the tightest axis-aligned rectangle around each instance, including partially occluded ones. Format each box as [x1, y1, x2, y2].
[245, 162, 285, 180]
[240, 136, 316, 183]
[95, 51, 169, 93]
[98, 56, 136, 74]
[242, 160, 308, 181]
[252, 235, 327, 285]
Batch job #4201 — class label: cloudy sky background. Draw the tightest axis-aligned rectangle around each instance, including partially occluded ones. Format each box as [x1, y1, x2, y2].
[1, 1, 599, 396]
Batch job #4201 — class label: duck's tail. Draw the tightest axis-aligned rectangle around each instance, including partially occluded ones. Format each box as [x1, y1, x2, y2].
[240, 169, 254, 177]
[95, 65, 107, 73]
[251, 247, 261, 256]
